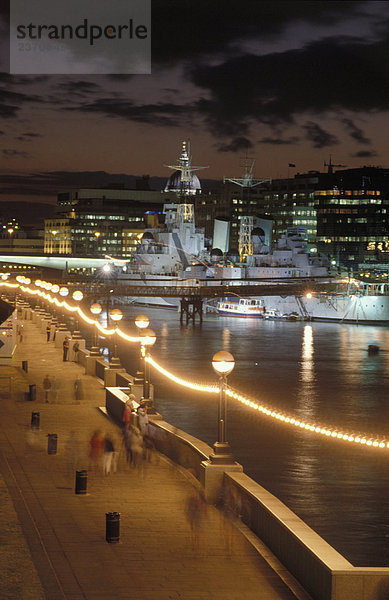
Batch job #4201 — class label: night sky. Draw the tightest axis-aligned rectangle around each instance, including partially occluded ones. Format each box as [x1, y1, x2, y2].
[1, 1, 389, 204]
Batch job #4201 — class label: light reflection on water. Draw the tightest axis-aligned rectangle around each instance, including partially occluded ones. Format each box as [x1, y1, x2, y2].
[81, 306, 389, 566]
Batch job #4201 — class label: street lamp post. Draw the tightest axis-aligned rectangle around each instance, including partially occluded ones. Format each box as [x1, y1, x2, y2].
[109, 308, 123, 368]
[139, 327, 156, 406]
[210, 350, 235, 463]
[90, 302, 102, 355]
[134, 314, 149, 384]
[58, 286, 69, 329]
[72, 290, 83, 338]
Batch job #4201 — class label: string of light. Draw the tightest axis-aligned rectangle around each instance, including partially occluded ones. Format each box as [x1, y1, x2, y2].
[4, 279, 388, 450]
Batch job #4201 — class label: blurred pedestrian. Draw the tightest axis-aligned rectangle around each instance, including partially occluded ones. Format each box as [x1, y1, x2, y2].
[74, 376, 83, 402]
[63, 336, 69, 361]
[88, 430, 104, 473]
[122, 394, 136, 430]
[46, 322, 51, 342]
[185, 490, 207, 552]
[103, 434, 116, 475]
[72, 340, 80, 362]
[130, 426, 144, 472]
[43, 374, 51, 403]
[137, 401, 149, 436]
[51, 377, 59, 402]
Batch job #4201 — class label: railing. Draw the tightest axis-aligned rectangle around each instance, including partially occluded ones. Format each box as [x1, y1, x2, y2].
[95, 357, 107, 380]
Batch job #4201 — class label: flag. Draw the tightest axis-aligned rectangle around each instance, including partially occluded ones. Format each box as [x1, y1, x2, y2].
[288, 163, 296, 168]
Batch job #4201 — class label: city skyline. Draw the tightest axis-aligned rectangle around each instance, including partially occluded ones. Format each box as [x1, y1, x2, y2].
[1, 1, 389, 204]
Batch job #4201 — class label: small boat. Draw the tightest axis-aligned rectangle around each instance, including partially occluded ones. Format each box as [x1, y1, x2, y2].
[217, 297, 265, 317]
[263, 308, 284, 320]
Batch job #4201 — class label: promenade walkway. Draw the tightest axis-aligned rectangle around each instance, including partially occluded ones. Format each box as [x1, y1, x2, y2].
[0, 317, 305, 600]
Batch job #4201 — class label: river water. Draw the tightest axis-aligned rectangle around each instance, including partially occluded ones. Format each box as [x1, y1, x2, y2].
[83, 305, 389, 567]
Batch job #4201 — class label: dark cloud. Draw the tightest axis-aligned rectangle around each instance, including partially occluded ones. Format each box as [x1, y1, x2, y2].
[16, 132, 42, 142]
[3, 149, 29, 159]
[152, 0, 364, 64]
[21, 132, 41, 137]
[57, 80, 101, 97]
[0, 86, 46, 119]
[351, 150, 377, 157]
[342, 118, 370, 144]
[216, 137, 253, 153]
[71, 98, 195, 127]
[190, 35, 389, 137]
[259, 136, 299, 145]
[303, 122, 338, 148]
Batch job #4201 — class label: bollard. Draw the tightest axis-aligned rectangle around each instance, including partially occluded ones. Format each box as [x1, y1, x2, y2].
[31, 412, 40, 429]
[106, 512, 120, 543]
[75, 470, 88, 495]
[47, 433, 58, 455]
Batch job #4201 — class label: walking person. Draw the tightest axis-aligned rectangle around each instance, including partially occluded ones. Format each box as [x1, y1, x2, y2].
[137, 401, 149, 436]
[46, 322, 51, 342]
[72, 341, 80, 362]
[88, 430, 105, 473]
[103, 434, 116, 475]
[43, 374, 51, 403]
[62, 336, 69, 361]
[122, 395, 135, 430]
[74, 376, 83, 402]
[185, 490, 207, 553]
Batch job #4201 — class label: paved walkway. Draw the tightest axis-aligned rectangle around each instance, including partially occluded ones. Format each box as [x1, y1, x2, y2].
[0, 316, 306, 600]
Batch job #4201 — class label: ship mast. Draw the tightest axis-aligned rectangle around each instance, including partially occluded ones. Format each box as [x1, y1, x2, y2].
[224, 157, 271, 261]
[164, 140, 208, 224]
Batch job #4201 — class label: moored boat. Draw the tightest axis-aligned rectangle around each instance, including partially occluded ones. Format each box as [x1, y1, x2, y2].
[217, 297, 265, 317]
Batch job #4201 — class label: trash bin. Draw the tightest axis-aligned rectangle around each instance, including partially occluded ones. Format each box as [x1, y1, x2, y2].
[31, 412, 40, 429]
[27, 384, 36, 401]
[106, 512, 120, 543]
[22, 360, 28, 373]
[75, 470, 87, 495]
[47, 433, 58, 455]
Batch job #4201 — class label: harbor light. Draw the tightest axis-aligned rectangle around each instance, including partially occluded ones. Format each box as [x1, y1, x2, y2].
[59, 286, 69, 297]
[210, 350, 235, 464]
[135, 314, 150, 330]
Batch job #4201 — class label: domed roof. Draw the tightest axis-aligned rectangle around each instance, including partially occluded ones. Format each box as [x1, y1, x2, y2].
[141, 232, 154, 241]
[211, 248, 223, 256]
[251, 227, 265, 237]
[164, 170, 201, 195]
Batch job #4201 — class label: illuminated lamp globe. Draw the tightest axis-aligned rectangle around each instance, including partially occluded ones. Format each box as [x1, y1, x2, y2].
[46, 282, 53, 290]
[110, 308, 123, 322]
[59, 286, 69, 297]
[1, 274, 8, 280]
[72, 290, 83, 301]
[139, 328, 157, 347]
[212, 351, 235, 376]
[102, 263, 111, 273]
[135, 314, 150, 330]
[51, 284, 60, 293]
[35, 279, 41, 286]
[90, 302, 102, 315]
[306, 292, 312, 299]
[16, 276, 23, 283]
[24, 278, 31, 285]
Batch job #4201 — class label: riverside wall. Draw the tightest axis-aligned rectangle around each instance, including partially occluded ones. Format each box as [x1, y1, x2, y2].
[19, 304, 389, 600]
